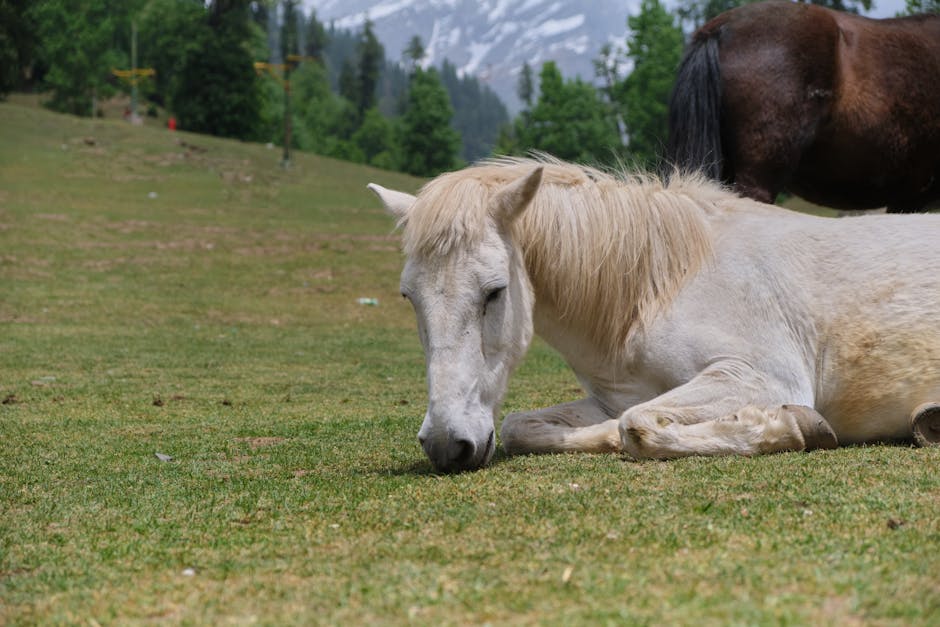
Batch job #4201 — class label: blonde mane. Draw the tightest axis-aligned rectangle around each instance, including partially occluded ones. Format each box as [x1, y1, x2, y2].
[402, 157, 732, 355]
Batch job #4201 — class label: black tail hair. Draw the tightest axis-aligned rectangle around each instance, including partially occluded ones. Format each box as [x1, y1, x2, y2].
[666, 34, 723, 180]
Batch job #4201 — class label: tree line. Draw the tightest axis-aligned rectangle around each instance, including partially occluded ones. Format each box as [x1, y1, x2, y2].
[0, 0, 499, 177]
[1, 0, 936, 176]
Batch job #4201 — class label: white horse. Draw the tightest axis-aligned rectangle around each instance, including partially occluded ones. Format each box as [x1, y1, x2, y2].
[369, 157, 940, 473]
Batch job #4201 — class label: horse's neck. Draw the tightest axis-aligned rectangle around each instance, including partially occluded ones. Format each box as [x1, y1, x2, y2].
[519, 182, 716, 363]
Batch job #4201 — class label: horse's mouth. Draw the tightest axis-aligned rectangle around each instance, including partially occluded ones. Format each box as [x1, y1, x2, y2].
[482, 430, 496, 465]
[423, 429, 496, 473]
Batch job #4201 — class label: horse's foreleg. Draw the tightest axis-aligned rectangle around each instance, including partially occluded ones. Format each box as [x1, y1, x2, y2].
[500, 398, 621, 456]
[621, 404, 837, 460]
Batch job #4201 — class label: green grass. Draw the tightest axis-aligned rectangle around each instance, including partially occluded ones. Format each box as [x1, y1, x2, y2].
[2, 101, 939, 625]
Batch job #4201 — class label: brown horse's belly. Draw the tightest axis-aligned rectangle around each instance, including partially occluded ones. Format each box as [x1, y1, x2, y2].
[793, 124, 940, 210]
[791, 145, 899, 209]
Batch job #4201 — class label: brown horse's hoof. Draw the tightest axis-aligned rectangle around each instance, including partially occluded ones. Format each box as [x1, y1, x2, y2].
[911, 402, 940, 447]
[783, 404, 839, 451]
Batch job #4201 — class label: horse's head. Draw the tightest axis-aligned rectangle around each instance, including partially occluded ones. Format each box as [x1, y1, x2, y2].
[369, 167, 543, 472]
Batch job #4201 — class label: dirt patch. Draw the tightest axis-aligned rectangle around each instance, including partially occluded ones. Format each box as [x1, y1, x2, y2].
[235, 436, 286, 450]
[35, 213, 71, 222]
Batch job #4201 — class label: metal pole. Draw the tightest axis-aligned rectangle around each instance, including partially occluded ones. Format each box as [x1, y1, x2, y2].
[131, 21, 138, 121]
[282, 64, 291, 167]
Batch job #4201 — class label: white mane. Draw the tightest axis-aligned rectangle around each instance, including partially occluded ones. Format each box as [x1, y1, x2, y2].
[402, 157, 736, 355]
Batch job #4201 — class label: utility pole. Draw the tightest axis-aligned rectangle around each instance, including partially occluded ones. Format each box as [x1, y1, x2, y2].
[254, 54, 311, 168]
[112, 20, 154, 124]
[283, 56, 292, 166]
[131, 20, 138, 119]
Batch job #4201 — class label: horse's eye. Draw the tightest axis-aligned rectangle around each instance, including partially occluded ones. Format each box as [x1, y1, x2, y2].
[483, 287, 504, 314]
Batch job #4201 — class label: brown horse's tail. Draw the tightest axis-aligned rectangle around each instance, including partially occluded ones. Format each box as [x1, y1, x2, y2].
[666, 33, 722, 180]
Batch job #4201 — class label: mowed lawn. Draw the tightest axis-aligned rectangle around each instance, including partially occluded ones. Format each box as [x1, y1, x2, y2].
[1, 102, 938, 625]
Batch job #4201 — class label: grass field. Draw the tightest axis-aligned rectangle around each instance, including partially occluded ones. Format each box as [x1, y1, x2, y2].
[1, 101, 938, 625]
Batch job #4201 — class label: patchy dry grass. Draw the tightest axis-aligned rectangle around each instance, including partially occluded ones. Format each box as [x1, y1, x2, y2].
[1, 102, 939, 625]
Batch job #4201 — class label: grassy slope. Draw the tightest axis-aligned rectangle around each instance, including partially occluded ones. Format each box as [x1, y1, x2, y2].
[1, 102, 938, 625]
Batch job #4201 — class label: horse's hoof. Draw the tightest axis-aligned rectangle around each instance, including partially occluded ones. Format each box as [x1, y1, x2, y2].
[911, 402, 940, 447]
[783, 404, 838, 451]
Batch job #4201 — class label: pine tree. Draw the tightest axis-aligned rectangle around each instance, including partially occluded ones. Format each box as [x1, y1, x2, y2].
[174, 1, 262, 140]
[280, 0, 299, 64]
[517, 61, 534, 108]
[352, 107, 399, 169]
[139, 0, 205, 111]
[521, 62, 619, 163]
[404, 35, 425, 74]
[399, 67, 460, 176]
[905, 0, 940, 13]
[31, 0, 145, 115]
[354, 19, 383, 117]
[439, 59, 509, 162]
[617, 0, 683, 167]
[338, 57, 358, 104]
[0, 0, 36, 97]
[304, 9, 328, 59]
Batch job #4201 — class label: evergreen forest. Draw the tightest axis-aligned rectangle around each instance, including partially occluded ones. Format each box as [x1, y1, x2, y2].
[1, 0, 936, 175]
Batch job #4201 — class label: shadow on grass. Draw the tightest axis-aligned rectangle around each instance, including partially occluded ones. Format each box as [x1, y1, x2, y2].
[372, 459, 437, 477]
[367, 439, 923, 479]
[365, 449, 517, 477]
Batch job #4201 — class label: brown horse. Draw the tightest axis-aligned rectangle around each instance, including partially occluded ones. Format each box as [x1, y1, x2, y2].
[667, 1, 940, 213]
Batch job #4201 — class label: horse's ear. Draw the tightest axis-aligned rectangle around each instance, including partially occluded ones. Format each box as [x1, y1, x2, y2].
[367, 183, 416, 219]
[492, 166, 543, 224]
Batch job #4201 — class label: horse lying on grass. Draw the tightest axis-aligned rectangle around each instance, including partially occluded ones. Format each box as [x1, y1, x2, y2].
[369, 158, 940, 473]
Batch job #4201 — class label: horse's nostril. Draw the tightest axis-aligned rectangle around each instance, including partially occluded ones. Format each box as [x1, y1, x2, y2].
[421, 434, 489, 473]
[452, 438, 475, 466]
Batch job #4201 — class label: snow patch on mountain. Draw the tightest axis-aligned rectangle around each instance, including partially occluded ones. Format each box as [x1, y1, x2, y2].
[306, 0, 638, 111]
[531, 15, 585, 39]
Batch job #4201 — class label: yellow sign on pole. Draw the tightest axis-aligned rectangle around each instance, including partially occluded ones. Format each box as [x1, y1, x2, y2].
[111, 68, 155, 86]
[112, 22, 155, 123]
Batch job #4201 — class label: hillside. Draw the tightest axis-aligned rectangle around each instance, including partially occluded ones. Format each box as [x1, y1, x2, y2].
[0, 99, 421, 233]
[0, 98, 423, 364]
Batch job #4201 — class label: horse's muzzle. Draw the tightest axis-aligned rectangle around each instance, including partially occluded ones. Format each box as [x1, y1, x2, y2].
[420, 430, 495, 473]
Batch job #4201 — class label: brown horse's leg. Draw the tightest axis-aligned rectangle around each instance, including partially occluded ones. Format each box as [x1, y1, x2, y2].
[721, 81, 808, 206]
[886, 205, 925, 214]
[732, 177, 779, 205]
[713, 4, 839, 207]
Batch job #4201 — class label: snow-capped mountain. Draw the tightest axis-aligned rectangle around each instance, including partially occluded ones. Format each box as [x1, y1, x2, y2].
[305, 0, 639, 111]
